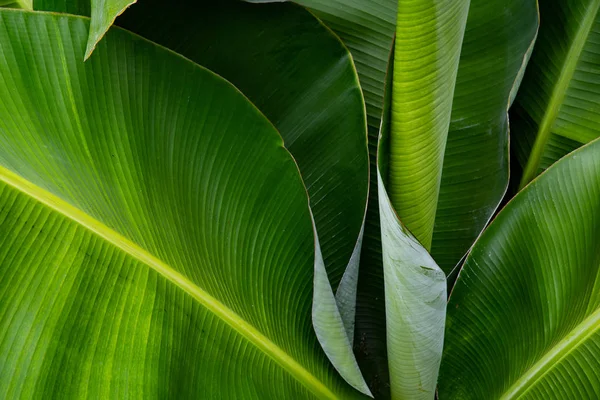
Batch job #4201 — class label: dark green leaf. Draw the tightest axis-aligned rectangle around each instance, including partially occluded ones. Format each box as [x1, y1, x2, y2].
[440, 138, 600, 399]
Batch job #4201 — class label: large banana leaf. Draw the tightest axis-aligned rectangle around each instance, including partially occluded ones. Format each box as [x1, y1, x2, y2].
[387, 0, 470, 250]
[432, 0, 538, 270]
[114, 0, 369, 319]
[34, 0, 373, 393]
[0, 9, 366, 399]
[245, 0, 537, 395]
[512, 0, 600, 188]
[246, 0, 538, 272]
[378, 6, 537, 394]
[116, 1, 371, 392]
[373, 2, 470, 399]
[376, 41, 448, 400]
[439, 138, 600, 399]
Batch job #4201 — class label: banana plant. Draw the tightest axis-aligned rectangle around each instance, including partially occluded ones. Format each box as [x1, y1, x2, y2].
[0, 10, 379, 400]
[1, 0, 600, 399]
[440, 138, 600, 399]
[512, 0, 600, 189]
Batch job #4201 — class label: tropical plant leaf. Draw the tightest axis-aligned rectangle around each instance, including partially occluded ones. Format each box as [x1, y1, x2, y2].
[432, 0, 538, 271]
[0, 0, 31, 9]
[245, 0, 537, 395]
[115, 2, 371, 393]
[116, 0, 368, 323]
[35, 0, 134, 59]
[512, 0, 600, 188]
[367, 2, 469, 398]
[0, 9, 367, 399]
[236, 9, 395, 384]
[377, 82, 447, 400]
[387, 0, 470, 251]
[380, 0, 537, 395]
[245, 0, 538, 273]
[33, 0, 89, 15]
[439, 138, 600, 399]
[376, 173, 447, 400]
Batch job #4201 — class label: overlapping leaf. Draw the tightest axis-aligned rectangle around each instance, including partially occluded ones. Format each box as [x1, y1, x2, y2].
[0, 9, 366, 399]
[116, 2, 371, 393]
[512, 0, 600, 188]
[116, 0, 369, 315]
[35, 0, 134, 58]
[440, 138, 600, 399]
[433, 0, 538, 271]
[377, 53, 448, 399]
[246, 1, 538, 396]
[0, 0, 31, 9]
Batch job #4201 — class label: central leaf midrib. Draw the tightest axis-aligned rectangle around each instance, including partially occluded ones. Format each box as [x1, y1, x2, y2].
[500, 307, 600, 399]
[520, 0, 600, 188]
[0, 165, 338, 400]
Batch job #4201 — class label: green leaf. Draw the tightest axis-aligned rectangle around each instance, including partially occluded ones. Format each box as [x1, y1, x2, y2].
[116, 0, 368, 318]
[0, 0, 31, 9]
[432, 0, 538, 271]
[439, 138, 600, 399]
[237, 7, 396, 388]
[115, 2, 371, 394]
[512, 0, 600, 188]
[33, 0, 90, 15]
[368, 1, 470, 397]
[245, 0, 538, 273]
[377, 172, 447, 400]
[247, 0, 395, 152]
[387, 0, 470, 251]
[380, 1, 537, 396]
[0, 9, 366, 399]
[34, 0, 135, 59]
[376, 33, 448, 400]
[245, 0, 536, 394]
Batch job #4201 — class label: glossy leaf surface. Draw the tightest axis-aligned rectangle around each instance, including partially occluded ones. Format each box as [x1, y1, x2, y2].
[387, 0, 470, 250]
[246, 0, 537, 395]
[117, 2, 371, 392]
[440, 138, 600, 399]
[247, 0, 538, 273]
[432, 0, 538, 270]
[376, 44, 447, 400]
[116, 0, 369, 311]
[0, 9, 365, 399]
[512, 0, 600, 187]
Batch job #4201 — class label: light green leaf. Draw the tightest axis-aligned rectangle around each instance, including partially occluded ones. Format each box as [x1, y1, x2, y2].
[245, 0, 538, 274]
[388, 0, 470, 251]
[115, 2, 371, 394]
[377, 174, 446, 400]
[376, 39, 447, 400]
[440, 138, 600, 399]
[368, 0, 469, 397]
[432, 0, 538, 272]
[245, 0, 538, 394]
[34, 0, 135, 59]
[512, 0, 600, 188]
[0, 9, 366, 399]
[0, 0, 31, 9]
